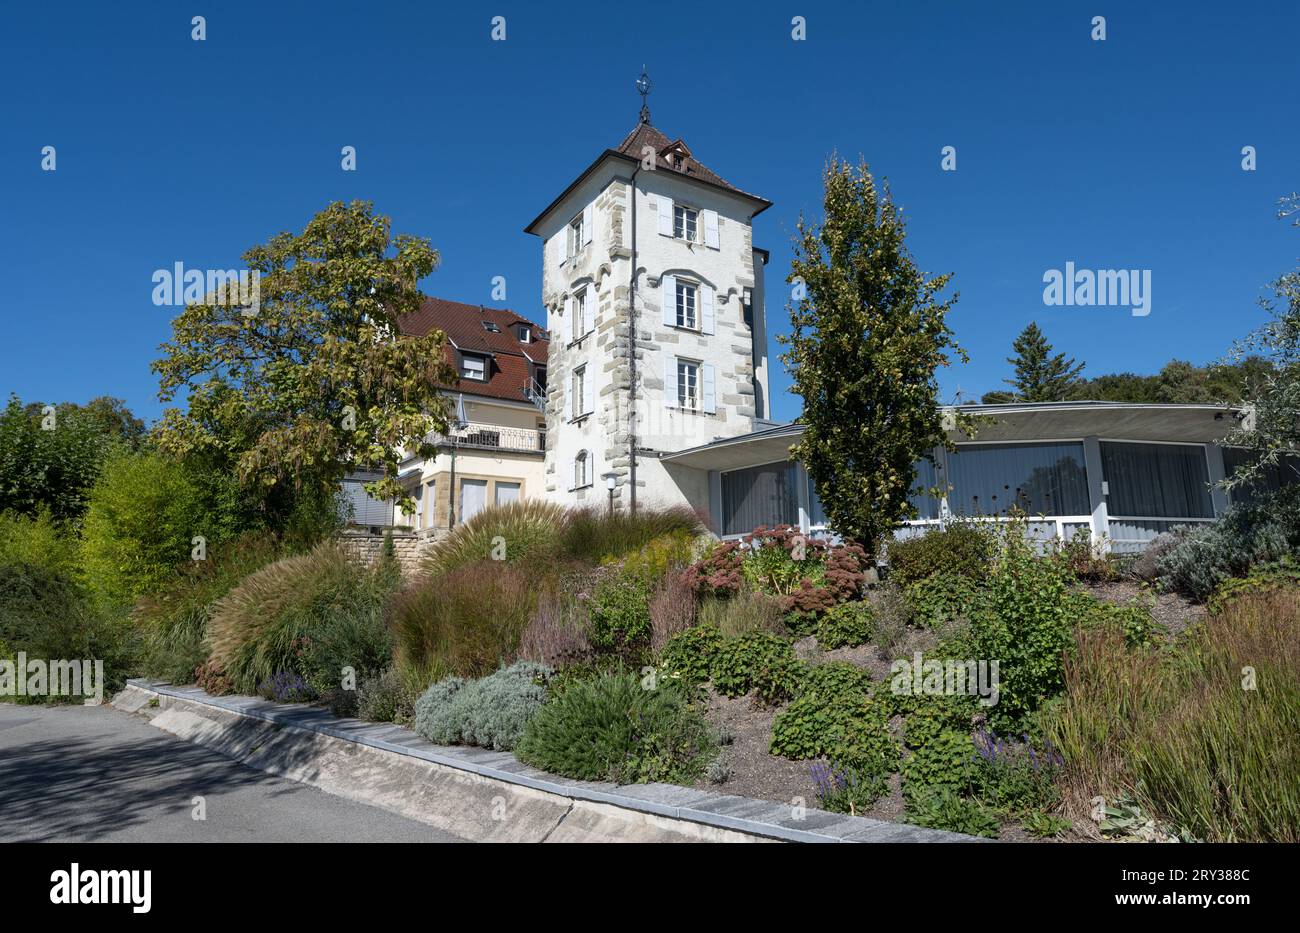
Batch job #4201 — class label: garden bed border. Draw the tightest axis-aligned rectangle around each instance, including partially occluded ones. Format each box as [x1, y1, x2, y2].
[116, 679, 981, 844]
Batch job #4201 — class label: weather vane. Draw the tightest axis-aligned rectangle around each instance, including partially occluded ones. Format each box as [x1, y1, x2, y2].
[636, 66, 652, 123]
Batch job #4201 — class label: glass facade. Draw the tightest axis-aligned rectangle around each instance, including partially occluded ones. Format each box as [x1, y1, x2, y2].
[721, 461, 800, 536]
[946, 442, 1090, 517]
[1222, 446, 1300, 506]
[1101, 442, 1212, 518]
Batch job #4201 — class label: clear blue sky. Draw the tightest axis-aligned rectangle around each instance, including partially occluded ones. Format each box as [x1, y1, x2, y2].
[2, 1, 1297, 425]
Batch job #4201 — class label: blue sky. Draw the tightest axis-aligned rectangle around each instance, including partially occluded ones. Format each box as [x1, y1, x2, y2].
[2, 1, 1297, 425]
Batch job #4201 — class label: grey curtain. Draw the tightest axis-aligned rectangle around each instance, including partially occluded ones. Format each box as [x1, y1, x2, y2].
[722, 461, 799, 535]
[1101, 442, 1213, 518]
[947, 442, 1090, 517]
[1223, 446, 1300, 506]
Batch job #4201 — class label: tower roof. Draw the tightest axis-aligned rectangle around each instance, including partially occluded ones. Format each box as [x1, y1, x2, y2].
[524, 119, 771, 234]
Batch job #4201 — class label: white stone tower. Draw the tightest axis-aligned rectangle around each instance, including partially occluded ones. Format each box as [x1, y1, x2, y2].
[523, 72, 772, 515]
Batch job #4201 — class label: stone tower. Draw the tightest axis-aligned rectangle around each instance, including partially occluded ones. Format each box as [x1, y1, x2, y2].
[523, 91, 772, 514]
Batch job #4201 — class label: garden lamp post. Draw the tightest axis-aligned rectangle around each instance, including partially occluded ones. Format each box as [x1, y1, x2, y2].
[602, 471, 617, 516]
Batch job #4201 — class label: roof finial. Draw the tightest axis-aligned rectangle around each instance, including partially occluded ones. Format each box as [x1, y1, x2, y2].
[636, 66, 652, 124]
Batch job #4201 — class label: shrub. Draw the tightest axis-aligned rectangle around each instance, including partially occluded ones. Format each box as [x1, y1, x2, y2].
[617, 530, 697, 584]
[0, 509, 81, 579]
[256, 671, 317, 703]
[357, 666, 419, 724]
[770, 663, 899, 776]
[389, 560, 538, 684]
[869, 584, 910, 660]
[815, 601, 875, 648]
[904, 572, 983, 628]
[696, 588, 785, 638]
[81, 451, 248, 606]
[658, 625, 724, 686]
[886, 523, 993, 588]
[194, 661, 233, 696]
[1129, 531, 1180, 582]
[414, 661, 553, 751]
[586, 572, 653, 657]
[207, 541, 397, 694]
[967, 728, 1062, 815]
[905, 786, 1000, 838]
[1207, 559, 1300, 615]
[0, 559, 140, 697]
[648, 569, 698, 651]
[965, 525, 1077, 729]
[901, 728, 972, 799]
[810, 760, 888, 814]
[711, 631, 803, 705]
[135, 533, 281, 684]
[1155, 497, 1298, 601]
[1077, 593, 1156, 648]
[419, 500, 565, 578]
[1052, 527, 1118, 582]
[519, 580, 595, 668]
[515, 672, 716, 784]
[559, 506, 702, 565]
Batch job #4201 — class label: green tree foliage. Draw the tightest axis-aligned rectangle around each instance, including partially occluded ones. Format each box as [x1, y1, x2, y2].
[0, 395, 141, 521]
[981, 322, 1083, 403]
[151, 200, 458, 507]
[81, 450, 248, 606]
[1219, 203, 1300, 491]
[1068, 357, 1272, 405]
[781, 159, 968, 552]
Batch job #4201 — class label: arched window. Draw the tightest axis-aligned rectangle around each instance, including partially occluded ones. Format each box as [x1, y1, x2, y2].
[574, 450, 590, 490]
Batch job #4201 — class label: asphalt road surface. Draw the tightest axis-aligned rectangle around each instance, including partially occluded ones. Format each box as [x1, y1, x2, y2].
[0, 703, 465, 842]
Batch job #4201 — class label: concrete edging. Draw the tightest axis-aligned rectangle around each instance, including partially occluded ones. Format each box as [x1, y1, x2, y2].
[115, 678, 979, 844]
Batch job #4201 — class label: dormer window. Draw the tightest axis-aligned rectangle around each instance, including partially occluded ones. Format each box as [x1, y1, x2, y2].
[461, 353, 487, 381]
[673, 205, 698, 242]
[515, 324, 532, 343]
[661, 141, 691, 172]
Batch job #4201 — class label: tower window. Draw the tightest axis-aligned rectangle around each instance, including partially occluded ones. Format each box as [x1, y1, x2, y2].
[571, 365, 587, 420]
[568, 214, 584, 257]
[573, 288, 588, 336]
[678, 359, 700, 410]
[675, 282, 697, 330]
[574, 450, 591, 489]
[673, 205, 698, 241]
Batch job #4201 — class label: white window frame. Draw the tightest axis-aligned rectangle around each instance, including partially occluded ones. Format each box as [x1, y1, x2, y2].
[573, 288, 587, 338]
[574, 450, 591, 489]
[461, 353, 487, 381]
[673, 204, 698, 242]
[678, 359, 700, 411]
[571, 365, 586, 421]
[568, 213, 584, 257]
[676, 281, 697, 330]
[516, 324, 531, 343]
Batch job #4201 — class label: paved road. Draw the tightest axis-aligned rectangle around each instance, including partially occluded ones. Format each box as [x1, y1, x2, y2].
[0, 703, 465, 842]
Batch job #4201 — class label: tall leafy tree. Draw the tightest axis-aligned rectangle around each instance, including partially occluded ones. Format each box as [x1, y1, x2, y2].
[0, 394, 137, 520]
[1221, 195, 1300, 491]
[152, 201, 457, 506]
[781, 158, 968, 552]
[981, 322, 1083, 403]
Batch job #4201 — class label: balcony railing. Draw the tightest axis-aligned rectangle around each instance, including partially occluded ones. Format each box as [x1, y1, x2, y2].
[429, 420, 544, 453]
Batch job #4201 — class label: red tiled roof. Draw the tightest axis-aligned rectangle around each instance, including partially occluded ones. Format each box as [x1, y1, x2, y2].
[525, 118, 771, 234]
[613, 121, 762, 200]
[398, 297, 548, 403]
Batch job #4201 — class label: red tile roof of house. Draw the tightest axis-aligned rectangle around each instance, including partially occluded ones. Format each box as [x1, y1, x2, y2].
[398, 297, 548, 403]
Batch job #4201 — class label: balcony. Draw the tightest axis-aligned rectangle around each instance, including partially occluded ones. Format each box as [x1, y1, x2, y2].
[429, 420, 545, 454]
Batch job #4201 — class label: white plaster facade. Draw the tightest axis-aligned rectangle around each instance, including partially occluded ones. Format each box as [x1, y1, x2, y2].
[526, 120, 772, 514]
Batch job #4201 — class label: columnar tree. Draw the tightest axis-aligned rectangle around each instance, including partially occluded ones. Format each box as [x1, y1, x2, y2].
[1221, 194, 1300, 491]
[152, 201, 457, 509]
[780, 158, 968, 553]
[981, 322, 1084, 403]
